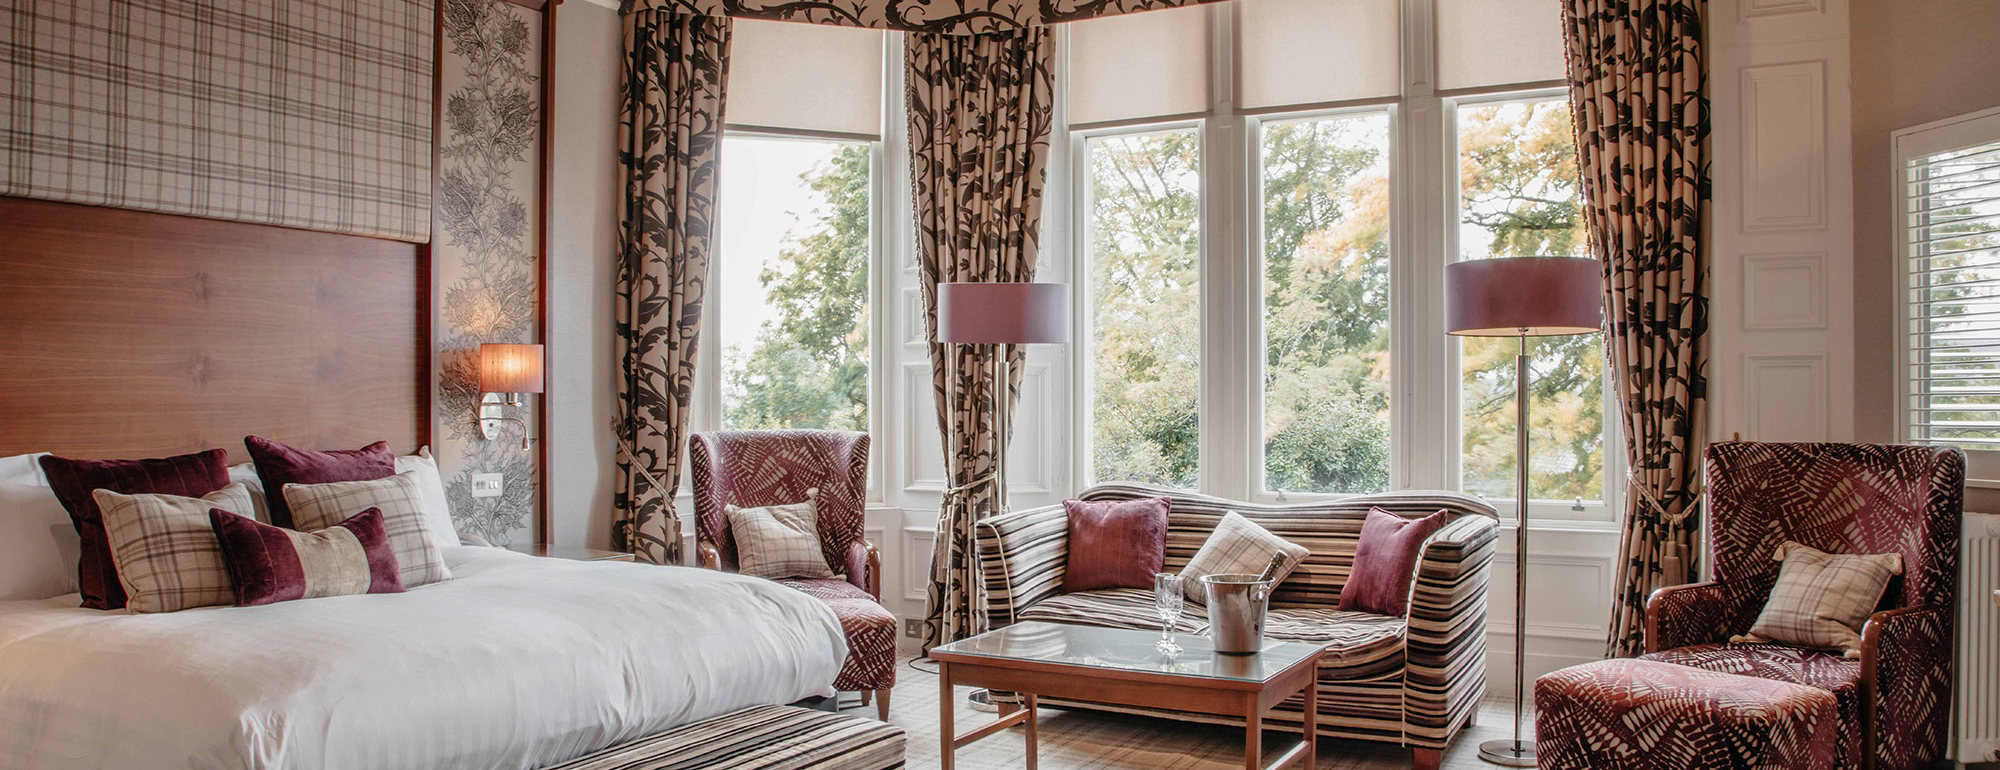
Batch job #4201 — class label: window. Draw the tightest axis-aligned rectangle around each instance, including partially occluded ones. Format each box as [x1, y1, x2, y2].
[717, 136, 872, 431]
[1260, 112, 1394, 494]
[1453, 96, 1606, 504]
[1897, 107, 2000, 456]
[1083, 127, 1203, 487]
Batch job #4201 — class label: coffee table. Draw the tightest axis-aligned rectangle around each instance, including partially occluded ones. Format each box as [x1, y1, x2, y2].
[929, 620, 1324, 770]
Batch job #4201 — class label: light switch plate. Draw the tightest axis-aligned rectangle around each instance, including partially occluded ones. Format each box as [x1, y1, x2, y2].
[471, 473, 504, 498]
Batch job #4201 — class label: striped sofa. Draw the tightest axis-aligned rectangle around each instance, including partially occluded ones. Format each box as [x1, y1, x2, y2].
[975, 483, 1497, 769]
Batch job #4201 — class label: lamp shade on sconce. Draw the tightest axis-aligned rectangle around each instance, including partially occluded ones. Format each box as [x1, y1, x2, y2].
[936, 282, 1071, 345]
[1444, 257, 1603, 337]
[479, 343, 544, 394]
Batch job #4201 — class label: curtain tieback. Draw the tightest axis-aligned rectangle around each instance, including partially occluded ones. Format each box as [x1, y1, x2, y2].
[1625, 465, 1704, 526]
[611, 417, 675, 495]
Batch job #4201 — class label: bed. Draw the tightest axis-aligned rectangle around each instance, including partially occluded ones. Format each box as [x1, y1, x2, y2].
[0, 546, 848, 769]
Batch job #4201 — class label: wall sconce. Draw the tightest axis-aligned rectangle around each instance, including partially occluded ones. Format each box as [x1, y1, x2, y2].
[478, 343, 543, 451]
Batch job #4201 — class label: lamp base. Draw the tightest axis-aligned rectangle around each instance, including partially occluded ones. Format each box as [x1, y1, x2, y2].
[1477, 739, 1537, 767]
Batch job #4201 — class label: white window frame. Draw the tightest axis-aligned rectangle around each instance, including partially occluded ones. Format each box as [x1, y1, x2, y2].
[1061, 0, 1622, 524]
[1891, 104, 2000, 484]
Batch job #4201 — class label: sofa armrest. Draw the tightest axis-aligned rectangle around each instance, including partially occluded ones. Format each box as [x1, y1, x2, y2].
[974, 503, 1069, 630]
[843, 538, 881, 600]
[696, 541, 721, 572]
[1643, 581, 1743, 654]
[1862, 603, 1953, 767]
[1403, 513, 1498, 746]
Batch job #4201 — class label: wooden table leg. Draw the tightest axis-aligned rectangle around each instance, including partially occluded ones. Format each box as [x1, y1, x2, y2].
[1302, 679, 1317, 769]
[939, 662, 954, 770]
[1245, 704, 1262, 770]
[1024, 693, 1039, 770]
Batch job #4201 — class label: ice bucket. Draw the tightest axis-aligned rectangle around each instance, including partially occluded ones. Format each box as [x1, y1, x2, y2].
[1201, 573, 1274, 654]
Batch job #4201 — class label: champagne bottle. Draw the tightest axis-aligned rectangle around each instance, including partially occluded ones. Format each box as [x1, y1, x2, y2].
[1255, 551, 1288, 583]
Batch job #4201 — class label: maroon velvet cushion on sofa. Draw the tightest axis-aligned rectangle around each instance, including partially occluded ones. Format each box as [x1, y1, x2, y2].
[211, 507, 402, 606]
[243, 436, 395, 529]
[1061, 497, 1170, 592]
[1339, 507, 1447, 617]
[39, 449, 232, 610]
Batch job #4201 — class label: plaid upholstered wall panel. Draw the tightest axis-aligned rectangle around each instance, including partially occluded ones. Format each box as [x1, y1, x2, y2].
[0, 0, 435, 243]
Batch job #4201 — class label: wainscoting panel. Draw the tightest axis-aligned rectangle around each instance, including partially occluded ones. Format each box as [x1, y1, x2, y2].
[1743, 353, 1831, 440]
[1742, 253, 1829, 330]
[1740, 61, 1828, 233]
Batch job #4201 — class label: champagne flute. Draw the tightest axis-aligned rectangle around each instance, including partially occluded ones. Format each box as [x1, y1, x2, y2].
[1153, 572, 1185, 655]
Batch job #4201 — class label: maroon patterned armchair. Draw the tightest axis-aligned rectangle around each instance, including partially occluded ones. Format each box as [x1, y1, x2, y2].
[688, 430, 895, 720]
[1642, 442, 1963, 770]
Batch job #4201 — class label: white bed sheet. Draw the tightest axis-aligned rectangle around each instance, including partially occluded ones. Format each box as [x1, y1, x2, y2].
[0, 546, 848, 770]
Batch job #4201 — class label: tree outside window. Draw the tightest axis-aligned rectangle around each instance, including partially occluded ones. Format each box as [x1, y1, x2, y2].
[718, 137, 871, 432]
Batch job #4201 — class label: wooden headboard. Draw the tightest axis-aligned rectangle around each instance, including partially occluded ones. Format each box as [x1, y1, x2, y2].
[0, 197, 430, 463]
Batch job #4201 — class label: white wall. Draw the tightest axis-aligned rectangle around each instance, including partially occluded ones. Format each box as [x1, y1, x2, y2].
[547, 0, 622, 550]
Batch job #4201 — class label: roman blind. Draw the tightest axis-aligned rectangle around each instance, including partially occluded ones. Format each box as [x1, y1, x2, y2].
[1436, 0, 1566, 90]
[725, 19, 885, 138]
[1238, 0, 1399, 110]
[1066, 4, 1210, 126]
[1904, 133, 2000, 450]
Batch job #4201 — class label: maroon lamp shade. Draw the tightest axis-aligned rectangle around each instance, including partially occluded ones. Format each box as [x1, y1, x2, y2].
[1444, 257, 1603, 337]
[936, 283, 1070, 344]
[479, 343, 545, 393]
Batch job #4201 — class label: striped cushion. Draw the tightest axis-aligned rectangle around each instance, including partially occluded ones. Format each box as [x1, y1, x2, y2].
[548, 704, 905, 770]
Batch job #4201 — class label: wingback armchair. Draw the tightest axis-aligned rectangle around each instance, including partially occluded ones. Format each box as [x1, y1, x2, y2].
[1642, 442, 1964, 770]
[687, 430, 894, 719]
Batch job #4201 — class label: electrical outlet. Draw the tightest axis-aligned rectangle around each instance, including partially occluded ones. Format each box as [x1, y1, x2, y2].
[471, 473, 504, 498]
[903, 618, 925, 639]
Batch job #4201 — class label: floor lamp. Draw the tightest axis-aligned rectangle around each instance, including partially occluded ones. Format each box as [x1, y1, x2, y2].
[1444, 257, 1602, 768]
[935, 281, 1069, 709]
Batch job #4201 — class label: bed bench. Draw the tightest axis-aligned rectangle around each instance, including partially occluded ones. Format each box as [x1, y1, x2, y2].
[548, 704, 906, 770]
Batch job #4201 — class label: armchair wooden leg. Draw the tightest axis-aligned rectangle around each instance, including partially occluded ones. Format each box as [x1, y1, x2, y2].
[875, 688, 891, 721]
[1411, 747, 1441, 770]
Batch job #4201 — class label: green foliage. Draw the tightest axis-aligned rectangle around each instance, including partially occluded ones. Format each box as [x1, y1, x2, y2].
[1086, 130, 1203, 488]
[724, 143, 871, 432]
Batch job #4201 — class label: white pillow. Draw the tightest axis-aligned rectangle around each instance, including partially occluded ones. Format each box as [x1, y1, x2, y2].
[0, 482, 81, 600]
[0, 452, 49, 486]
[395, 447, 459, 547]
[226, 462, 273, 522]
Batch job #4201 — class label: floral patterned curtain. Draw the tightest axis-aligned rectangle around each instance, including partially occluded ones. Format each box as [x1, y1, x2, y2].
[909, 28, 1054, 650]
[1559, 0, 1710, 657]
[613, 8, 731, 564]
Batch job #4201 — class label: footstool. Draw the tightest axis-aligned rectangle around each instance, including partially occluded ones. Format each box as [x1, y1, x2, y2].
[1535, 658, 1838, 770]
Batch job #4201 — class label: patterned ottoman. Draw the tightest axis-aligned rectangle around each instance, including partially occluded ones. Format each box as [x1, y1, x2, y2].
[1535, 659, 1838, 770]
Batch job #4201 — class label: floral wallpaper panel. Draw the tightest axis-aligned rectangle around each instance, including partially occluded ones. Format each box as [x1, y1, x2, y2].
[435, 0, 544, 545]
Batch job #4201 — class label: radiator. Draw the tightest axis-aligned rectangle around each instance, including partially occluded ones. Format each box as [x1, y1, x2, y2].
[1957, 512, 2000, 764]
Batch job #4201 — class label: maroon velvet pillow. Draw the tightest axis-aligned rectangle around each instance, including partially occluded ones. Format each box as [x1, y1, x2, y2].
[243, 436, 395, 529]
[211, 507, 403, 606]
[1061, 497, 1170, 593]
[1339, 507, 1448, 617]
[39, 449, 231, 610]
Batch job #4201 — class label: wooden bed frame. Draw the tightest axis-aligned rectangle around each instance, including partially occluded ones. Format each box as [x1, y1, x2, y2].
[0, 196, 430, 462]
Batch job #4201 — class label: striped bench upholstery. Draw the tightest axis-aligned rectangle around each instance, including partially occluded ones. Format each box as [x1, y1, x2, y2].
[547, 704, 906, 770]
[976, 483, 1497, 760]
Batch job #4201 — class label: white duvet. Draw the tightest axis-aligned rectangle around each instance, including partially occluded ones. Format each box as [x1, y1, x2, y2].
[0, 547, 848, 770]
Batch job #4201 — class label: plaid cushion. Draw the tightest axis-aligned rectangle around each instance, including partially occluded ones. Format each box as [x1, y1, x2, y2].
[1178, 511, 1308, 603]
[1736, 541, 1902, 657]
[93, 483, 256, 613]
[283, 473, 450, 589]
[728, 492, 836, 580]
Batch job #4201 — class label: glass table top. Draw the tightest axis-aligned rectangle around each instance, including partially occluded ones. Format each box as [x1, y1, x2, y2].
[930, 621, 1323, 683]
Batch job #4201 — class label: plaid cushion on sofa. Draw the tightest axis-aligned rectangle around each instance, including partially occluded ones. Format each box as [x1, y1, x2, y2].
[1178, 511, 1309, 603]
[1735, 541, 1902, 658]
[283, 472, 450, 589]
[727, 491, 836, 580]
[94, 483, 257, 613]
